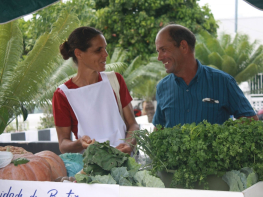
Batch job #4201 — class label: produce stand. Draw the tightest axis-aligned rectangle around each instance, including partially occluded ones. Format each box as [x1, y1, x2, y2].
[0, 180, 262, 197]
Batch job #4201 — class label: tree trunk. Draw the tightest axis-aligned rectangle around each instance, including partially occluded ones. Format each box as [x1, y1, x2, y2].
[144, 101, 155, 123]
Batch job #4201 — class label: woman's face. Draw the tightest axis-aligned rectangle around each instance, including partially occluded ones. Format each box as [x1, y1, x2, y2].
[77, 34, 108, 72]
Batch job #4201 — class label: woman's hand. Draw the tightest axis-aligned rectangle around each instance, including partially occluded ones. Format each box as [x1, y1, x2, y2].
[116, 143, 133, 155]
[80, 135, 95, 149]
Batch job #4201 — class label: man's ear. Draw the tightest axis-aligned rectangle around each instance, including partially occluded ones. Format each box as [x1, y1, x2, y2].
[180, 40, 189, 53]
[74, 48, 82, 59]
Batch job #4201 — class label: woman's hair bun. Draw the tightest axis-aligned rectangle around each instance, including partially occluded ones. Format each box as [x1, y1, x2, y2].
[59, 41, 71, 60]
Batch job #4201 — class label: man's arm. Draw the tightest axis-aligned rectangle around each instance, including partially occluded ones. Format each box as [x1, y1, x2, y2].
[237, 115, 259, 121]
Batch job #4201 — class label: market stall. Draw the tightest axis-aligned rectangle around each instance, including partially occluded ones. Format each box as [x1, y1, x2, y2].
[0, 179, 263, 197]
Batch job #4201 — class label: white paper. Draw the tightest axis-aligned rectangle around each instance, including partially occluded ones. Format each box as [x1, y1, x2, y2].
[0, 180, 119, 197]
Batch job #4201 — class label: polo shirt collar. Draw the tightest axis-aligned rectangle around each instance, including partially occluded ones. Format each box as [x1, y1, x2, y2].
[173, 59, 203, 82]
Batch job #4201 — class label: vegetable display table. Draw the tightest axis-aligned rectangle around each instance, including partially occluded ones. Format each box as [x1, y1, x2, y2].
[0, 180, 262, 197]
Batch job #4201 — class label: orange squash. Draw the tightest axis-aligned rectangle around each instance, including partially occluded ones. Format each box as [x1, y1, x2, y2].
[0, 153, 52, 181]
[35, 151, 67, 181]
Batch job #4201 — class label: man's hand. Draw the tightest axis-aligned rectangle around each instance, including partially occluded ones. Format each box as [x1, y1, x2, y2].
[116, 143, 133, 155]
[80, 135, 95, 149]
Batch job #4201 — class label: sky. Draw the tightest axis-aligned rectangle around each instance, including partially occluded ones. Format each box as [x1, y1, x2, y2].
[198, 0, 263, 19]
[198, 0, 263, 43]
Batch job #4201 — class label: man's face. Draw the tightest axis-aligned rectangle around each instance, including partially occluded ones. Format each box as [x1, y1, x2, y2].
[155, 30, 183, 74]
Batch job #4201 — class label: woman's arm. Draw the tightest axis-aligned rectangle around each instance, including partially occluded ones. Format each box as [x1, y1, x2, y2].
[116, 103, 139, 154]
[56, 126, 93, 153]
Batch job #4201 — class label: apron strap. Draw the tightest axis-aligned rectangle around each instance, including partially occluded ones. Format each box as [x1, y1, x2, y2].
[59, 84, 68, 91]
[102, 72, 124, 122]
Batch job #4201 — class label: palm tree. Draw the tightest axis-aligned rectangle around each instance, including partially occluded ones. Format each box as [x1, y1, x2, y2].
[0, 11, 79, 134]
[125, 56, 167, 122]
[195, 31, 263, 83]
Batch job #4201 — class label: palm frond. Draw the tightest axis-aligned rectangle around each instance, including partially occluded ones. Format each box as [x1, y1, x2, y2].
[109, 48, 124, 63]
[221, 55, 238, 77]
[236, 53, 249, 71]
[219, 32, 232, 49]
[5, 12, 79, 104]
[237, 41, 254, 58]
[123, 55, 142, 77]
[248, 45, 263, 65]
[125, 62, 165, 90]
[198, 30, 225, 56]
[0, 21, 23, 87]
[224, 45, 237, 60]
[195, 43, 210, 65]
[208, 52, 223, 69]
[235, 63, 259, 83]
[131, 79, 157, 101]
[251, 53, 263, 69]
[49, 58, 77, 85]
[35, 74, 76, 107]
[105, 62, 128, 74]
[50, 10, 80, 42]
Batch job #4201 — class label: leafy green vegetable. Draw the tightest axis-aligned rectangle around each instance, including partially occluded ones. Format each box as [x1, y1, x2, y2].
[75, 174, 92, 183]
[119, 177, 133, 186]
[90, 175, 116, 184]
[111, 167, 129, 183]
[246, 172, 258, 188]
[12, 158, 29, 166]
[222, 168, 258, 191]
[83, 164, 108, 176]
[133, 118, 263, 189]
[134, 170, 165, 188]
[75, 141, 165, 188]
[126, 157, 141, 177]
[83, 141, 129, 173]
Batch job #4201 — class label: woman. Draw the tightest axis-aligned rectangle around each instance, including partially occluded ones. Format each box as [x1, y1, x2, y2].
[52, 27, 139, 154]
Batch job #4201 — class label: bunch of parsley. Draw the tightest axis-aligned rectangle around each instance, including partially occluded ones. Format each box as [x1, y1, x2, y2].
[134, 118, 263, 189]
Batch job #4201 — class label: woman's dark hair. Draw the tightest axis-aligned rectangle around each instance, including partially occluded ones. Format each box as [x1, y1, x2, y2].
[59, 27, 102, 63]
[162, 24, 196, 52]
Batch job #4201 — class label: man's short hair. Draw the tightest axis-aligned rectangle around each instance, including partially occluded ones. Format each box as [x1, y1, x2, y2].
[162, 24, 196, 52]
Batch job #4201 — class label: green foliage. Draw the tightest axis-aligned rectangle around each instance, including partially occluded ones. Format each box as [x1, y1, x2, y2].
[0, 12, 79, 134]
[222, 167, 258, 191]
[77, 141, 164, 187]
[19, 0, 218, 60]
[134, 170, 165, 187]
[90, 0, 218, 60]
[38, 105, 55, 130]
[196, 31, 263, 83]
[19, 0, 96, 55]
[12, 158, 30, 166]
[83, 141, 130, 173]
[133, 118, 263, 189]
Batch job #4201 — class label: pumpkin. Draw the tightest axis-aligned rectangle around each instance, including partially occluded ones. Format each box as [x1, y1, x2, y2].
[0, 153, 52, 181]
[35, 151, 67, 181]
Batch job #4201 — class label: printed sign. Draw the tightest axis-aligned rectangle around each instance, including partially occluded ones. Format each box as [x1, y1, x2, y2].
[0, 180, 119, 197]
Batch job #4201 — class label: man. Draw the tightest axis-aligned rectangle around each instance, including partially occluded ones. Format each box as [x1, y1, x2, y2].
[152, 24, 258, 128]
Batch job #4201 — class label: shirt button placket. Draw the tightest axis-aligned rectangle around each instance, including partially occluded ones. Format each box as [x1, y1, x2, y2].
[186, 89, 190, 114]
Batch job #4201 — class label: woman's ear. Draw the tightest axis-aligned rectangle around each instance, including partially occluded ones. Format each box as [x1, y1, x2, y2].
[74, 48, 82, 59]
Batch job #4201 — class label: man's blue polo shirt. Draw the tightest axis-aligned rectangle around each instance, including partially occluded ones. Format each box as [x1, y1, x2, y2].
[152, 59, 256, 128]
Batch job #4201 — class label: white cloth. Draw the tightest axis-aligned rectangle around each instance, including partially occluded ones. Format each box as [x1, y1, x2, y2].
[59, 72, 126, 147]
